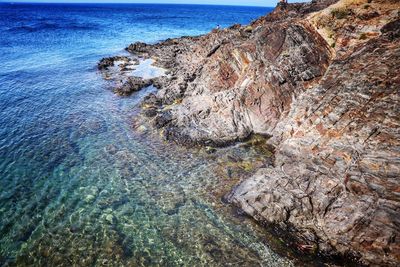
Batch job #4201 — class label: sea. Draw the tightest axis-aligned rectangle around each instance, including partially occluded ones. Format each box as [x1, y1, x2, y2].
[0, 2, 308, 266]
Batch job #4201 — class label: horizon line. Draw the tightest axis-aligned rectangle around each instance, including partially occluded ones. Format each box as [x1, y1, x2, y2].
[0, 1, 276, 8]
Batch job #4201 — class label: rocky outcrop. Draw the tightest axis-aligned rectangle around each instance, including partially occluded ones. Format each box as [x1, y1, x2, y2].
[228, 1, 400, 265]
[101, 0, 400, 265]
[129, 1, 338, 146]
[229, 27, 400, 266]
[114, 76, 153, 96]
[98, 56, 155, 96]
[98, 56, 139, 71]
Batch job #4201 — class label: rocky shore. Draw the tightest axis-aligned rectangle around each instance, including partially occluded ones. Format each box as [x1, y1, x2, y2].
[99, 0, 400, 265]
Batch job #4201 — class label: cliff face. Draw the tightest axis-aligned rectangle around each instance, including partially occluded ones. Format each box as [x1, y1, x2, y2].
[101, 0, 400, 265]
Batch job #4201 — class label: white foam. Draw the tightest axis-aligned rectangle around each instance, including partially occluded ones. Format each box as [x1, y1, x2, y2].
[131, 59, 166, 79]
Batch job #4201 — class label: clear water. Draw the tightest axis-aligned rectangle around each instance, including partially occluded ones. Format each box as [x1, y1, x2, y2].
[0, 3, 299, 266]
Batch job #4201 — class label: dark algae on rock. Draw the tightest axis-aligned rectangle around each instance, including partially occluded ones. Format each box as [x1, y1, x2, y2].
[101, 0, 400, 265]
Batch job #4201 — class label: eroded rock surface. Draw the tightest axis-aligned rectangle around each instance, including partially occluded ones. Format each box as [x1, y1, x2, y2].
[101, 0, 400, 265]
[230, 28, 400, 266]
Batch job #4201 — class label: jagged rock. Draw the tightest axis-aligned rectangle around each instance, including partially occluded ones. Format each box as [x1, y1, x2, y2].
[126, 42, 151, 54]
[101, 0, 400, 265]
[98, 56, 137, 70]
[142, 93, 162, 107]
[150, 76, 170, 89]
[114, 76, 152, 96]
[381, 19, 400, 40]
[153, 111, 172, 129]
[98, 57, 115, 70]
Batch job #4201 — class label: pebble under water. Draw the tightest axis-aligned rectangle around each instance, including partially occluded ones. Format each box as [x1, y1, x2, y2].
[0, 3, 302, 266]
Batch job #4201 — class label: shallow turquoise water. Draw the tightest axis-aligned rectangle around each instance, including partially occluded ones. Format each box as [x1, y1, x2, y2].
[0, 3, 301, 266]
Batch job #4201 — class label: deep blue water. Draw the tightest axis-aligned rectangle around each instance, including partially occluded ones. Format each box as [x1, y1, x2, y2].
[0, 3, 300, 266]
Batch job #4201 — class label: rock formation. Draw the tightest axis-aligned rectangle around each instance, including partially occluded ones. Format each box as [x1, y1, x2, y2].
[100, 0, 400, 265]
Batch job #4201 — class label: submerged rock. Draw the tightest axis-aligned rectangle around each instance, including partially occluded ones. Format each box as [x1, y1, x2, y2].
[105, 214, 114, 224]
[85, 194, 95, 203]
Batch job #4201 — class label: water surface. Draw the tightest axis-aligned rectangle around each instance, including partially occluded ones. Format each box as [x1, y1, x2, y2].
[0, 3, 300, 266]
